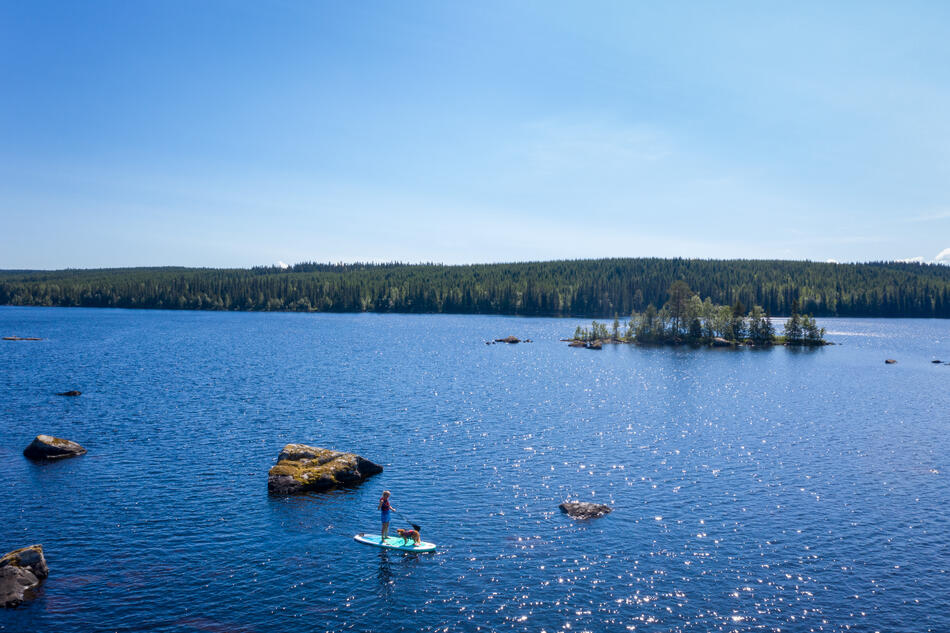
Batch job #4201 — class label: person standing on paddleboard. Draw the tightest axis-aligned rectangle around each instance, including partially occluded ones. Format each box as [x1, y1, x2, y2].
[379, 490, 394, 542]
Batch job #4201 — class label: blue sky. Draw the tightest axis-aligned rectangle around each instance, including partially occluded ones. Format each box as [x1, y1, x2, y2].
[2, 1, 949, 268]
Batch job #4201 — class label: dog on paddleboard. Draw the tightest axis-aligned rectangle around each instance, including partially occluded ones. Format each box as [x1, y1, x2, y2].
[396, 528, 421, 545]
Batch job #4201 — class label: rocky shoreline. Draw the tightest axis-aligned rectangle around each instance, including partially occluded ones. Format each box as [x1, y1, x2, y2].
[567, 336, 834, 349]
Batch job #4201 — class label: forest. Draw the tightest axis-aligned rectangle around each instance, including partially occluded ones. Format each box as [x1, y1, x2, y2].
[1, 258, 949, 318]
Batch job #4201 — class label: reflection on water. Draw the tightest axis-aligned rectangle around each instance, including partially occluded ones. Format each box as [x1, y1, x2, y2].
[376, 550, 394, 599]
[0, 308, 948, 632]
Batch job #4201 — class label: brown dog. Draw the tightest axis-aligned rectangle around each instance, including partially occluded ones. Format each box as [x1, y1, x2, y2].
[396, 528, 421, 545]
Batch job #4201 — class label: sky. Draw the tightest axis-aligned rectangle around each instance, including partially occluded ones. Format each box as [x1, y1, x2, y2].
[2, 1, 950, 269]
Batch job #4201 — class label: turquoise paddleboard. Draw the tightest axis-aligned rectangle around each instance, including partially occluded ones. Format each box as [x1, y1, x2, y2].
[354, 532, 437, 552]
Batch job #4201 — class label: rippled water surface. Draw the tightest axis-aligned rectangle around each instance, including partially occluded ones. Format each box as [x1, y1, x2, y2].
[1, 308, 948, 632]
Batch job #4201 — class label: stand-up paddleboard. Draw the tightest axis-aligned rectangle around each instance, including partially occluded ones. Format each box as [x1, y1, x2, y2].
[354, 532, 436, 552]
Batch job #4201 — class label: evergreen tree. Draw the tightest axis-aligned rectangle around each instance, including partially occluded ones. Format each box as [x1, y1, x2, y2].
[731, 299, 747, 341]
[801, 315, 825, 344]
[666, 280, 693, 335]
[784, 300, 803, 343]
[763, 310, 776, 342]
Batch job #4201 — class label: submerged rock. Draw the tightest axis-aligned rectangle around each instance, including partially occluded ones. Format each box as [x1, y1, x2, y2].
[268, 444, 383, 495]
[23, 435, 86, 461]
[559, 501, 612, 519]
[885, 359, 897, 364]
[0, 545, 48, 608]
[55, 390, 82, 397]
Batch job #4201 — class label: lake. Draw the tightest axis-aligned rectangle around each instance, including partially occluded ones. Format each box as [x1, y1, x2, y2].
[1, 307, 947, 632]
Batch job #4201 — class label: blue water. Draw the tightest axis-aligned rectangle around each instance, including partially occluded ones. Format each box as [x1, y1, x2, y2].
[1, 307, 947, 632]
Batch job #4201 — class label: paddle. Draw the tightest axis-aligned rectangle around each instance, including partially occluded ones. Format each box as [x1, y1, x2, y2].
[394, 508, 421, 532]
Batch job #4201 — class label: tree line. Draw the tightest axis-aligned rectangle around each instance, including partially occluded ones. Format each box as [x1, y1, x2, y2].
[1, 258, 949, 318]
[574, 281, 826, 345]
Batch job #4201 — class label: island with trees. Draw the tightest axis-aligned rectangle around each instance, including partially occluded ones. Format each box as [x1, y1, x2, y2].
[569, 281, 828, 348]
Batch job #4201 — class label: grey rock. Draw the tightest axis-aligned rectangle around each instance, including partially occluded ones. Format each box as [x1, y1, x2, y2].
[0, 545, 48, 608]
[23, 435, 86, 461]
[559, 501, 612, 519]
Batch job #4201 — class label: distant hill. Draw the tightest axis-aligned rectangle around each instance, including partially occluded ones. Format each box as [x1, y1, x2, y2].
[1, 259, 949, 318]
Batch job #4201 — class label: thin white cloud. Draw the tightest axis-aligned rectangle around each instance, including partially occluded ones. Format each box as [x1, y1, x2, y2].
[277, 261, 289, 269]
[895, 250, 950, 265]
[906, 210, 950, 223]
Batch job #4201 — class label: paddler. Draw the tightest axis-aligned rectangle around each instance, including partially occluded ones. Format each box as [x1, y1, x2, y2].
[378, 490, 394, 542]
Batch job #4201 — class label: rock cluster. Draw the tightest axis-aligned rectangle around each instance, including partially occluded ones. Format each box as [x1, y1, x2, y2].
[1, 545, 48, 608]
[559, 501, 612, 519]
[22, 435, 86, 461]
[268, 444, 383, 495]
[568, 340, 602, 349]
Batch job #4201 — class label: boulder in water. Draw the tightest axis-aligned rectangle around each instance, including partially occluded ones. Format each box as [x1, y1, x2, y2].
[885, 359, 897, 364]
[55, 390, 82, 397]
[494, 336, 521, 344]
[268, 444, 383, 495]
[23, 435, 86, 461]
[559, 501, 612, 519]
[0, 545, 48, 608]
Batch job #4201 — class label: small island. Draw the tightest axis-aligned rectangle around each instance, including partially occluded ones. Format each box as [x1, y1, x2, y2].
[569, 281, 829, 348]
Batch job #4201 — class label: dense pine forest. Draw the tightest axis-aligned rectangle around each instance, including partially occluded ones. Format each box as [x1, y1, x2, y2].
[1, 259, 949, 318]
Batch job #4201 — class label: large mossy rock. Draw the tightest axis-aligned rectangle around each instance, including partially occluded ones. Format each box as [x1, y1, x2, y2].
[1, 545, 48, 608]
[559, 501, 613, 519]
[267, 444, 383, 495]
[23, 435, 86, 461]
